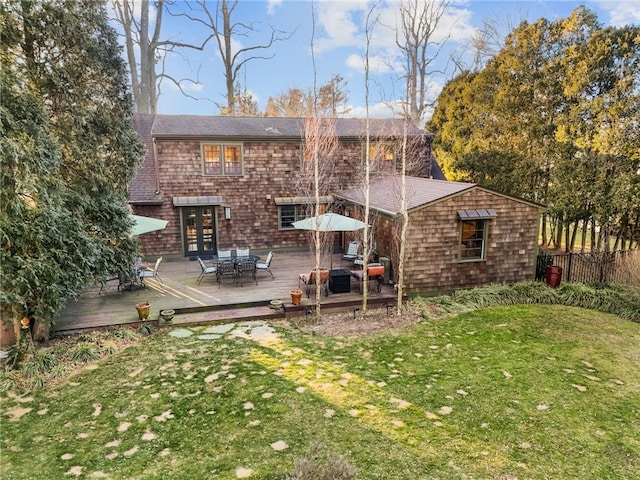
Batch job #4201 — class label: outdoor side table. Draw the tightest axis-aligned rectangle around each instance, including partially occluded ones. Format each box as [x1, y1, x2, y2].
[329, 268, 351, 294]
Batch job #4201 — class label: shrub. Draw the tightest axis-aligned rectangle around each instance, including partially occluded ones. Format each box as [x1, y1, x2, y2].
[414, 281, 640, 323]
[22, 350, 59, 378]
[69, 343, 100, 363]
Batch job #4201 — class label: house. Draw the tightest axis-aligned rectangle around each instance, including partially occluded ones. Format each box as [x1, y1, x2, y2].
[336, 176, 544, 295]
[129, 114, 441, 257]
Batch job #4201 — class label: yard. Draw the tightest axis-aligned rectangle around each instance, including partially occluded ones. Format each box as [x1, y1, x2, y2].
[2, 302, 639, 479]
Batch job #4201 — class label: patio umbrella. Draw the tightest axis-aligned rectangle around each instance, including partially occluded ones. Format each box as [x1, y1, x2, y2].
[130, 214, 168, 236]
[293, 212, 366, 268]
[292, 212, 366, 232]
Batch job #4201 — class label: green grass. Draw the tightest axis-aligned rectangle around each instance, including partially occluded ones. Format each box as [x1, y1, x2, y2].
[2, 305, 639, 479]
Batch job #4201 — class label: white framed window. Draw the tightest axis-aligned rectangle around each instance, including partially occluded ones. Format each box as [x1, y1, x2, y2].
[202, 143, 243, 176]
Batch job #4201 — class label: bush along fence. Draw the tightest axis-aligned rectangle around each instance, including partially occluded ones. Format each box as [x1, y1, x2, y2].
[536, 249, 633, 285]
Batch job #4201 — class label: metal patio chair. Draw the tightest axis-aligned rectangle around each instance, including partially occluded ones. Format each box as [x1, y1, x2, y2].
[216, 259, 236, 287]
[139, 257, 163, 285]
[236, 259, 257, 286]
[256, 251, 274, 279]
[196, 257, 217, 285]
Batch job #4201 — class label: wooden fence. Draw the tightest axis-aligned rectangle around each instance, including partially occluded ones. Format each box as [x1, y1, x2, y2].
[536, 249, 633, 285]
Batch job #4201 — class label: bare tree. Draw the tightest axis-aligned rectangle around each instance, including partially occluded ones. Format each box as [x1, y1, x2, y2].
[178, 0, 293, 115]
[112, 0, 211, 113]
[359, 3, 381, 313]
[294, 1, 339, 318]
[396, 0, 449, 127]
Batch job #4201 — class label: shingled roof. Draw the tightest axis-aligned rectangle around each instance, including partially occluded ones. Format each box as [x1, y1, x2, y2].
[336, 176, 476, 216]
[149, 114, 431, 139]
[128, 114, 440, 204]
[129, 113, 160, 204]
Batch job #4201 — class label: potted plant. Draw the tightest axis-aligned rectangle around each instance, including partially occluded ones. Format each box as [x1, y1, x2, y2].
[290, 289, 303, 306]
[135, 302, 150, 320]
[269, 299, 284, 311]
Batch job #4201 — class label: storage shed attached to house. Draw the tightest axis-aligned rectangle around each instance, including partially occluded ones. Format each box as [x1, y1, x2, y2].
[337, 176, 545, 295]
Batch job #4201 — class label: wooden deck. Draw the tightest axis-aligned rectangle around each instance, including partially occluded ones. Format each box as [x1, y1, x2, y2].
[52, 250, 397, 335]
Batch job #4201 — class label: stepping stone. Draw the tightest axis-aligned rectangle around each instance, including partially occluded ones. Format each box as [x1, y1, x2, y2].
[203, 324, 235, 334]
[197, 334, 223, 340]
[169, 328, 193, 338]
[249, 326, 275, 339]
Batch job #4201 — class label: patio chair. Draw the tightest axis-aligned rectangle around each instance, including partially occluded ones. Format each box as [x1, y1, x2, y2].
[217, 249, 232, 260]
[236, 259, 257, 286]
[196, 257, 217, 285]
[351, 263, 384, 293]
[139, 257, 163, 285]
[341, 241, 360, 265]
[256, 251, 274, 279]
[298, 268, 329, 297]
[216, 259, 236, 288]
[236, 247, 250, 258]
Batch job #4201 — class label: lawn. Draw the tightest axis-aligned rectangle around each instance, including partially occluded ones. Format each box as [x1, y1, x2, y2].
[2, 304, 639, 479]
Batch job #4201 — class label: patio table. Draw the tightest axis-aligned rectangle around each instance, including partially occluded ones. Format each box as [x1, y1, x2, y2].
[209, 254, 260, 266]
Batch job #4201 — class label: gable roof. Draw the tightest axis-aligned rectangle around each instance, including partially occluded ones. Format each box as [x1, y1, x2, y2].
[337, 176, 545, 216]
[149, 114, 431, 139]
[337, 176, 474, 216]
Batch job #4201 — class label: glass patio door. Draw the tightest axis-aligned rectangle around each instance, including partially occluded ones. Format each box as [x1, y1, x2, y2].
[183, 207, 217, 257]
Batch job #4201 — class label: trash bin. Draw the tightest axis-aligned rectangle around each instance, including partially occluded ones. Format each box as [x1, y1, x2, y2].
[379, 257, 391, 285]
[545, 265, 562, 288]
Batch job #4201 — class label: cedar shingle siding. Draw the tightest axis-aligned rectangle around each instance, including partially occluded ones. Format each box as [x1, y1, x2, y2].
[344, 184, 542, 295]
[129, 115, 435, 256]
[129, 114, 542, 294]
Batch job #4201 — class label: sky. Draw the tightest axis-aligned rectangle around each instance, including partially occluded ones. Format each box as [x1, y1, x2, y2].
[134, 0, 640, 121]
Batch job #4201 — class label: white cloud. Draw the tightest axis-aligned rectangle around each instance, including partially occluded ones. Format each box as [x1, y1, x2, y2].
[595, 0, 640, 26]
[314, 1, 368, 53]
[346, 101, 403, 119]
[345, 53, 398, 74]
[267, 0, 283, 16]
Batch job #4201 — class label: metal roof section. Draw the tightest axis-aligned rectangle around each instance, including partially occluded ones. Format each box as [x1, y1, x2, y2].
[172, 196, 225, 206]
[457, 209, 498, 219]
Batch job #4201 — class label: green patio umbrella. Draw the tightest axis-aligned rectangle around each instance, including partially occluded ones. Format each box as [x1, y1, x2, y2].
[130, 214, 168, 236]
[292, 212, 366, 232]
[293, 213, 366, 269]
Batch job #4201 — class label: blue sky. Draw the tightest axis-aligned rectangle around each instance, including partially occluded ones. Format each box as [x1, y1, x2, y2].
[141, 0, 639, 120]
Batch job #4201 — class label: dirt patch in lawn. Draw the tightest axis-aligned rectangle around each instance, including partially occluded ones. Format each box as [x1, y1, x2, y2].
[288, 307, 424, 337]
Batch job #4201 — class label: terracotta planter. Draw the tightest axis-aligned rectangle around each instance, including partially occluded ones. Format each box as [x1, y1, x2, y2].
[290, 289, 303, 306]
[135, 302, 151, 320]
